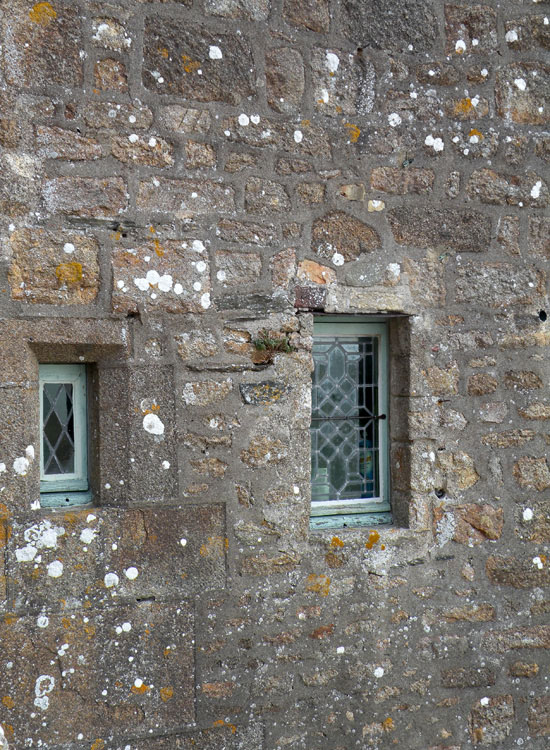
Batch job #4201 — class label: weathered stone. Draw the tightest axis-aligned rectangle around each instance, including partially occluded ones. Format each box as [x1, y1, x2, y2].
[0, 118, 20, 148]
[342, 0, 437, 52]
[468, 373, 498, 396]
[441, 667, 495, 689]
[94, 58, 128, 91]
[176, 331, 218, 360]
[529, 696, 550, 737]
[112, 241, 211, 314]
[371, 167, 434, 194]
[535, 136, 550, 163]
[82, 102, 153, 130]
[529, 216, 550, 258]
[91, 17, 131, 51]
[445, 4, 497, 55]
[388, 207, 491, 252]
[215, 250, 261, 286]
[240, 382, 290, 405]
[185, 140, 216, 169]
[469, 695, 513, 746]
[483, 625, 550, 653]
[266, 47, 304, 115]
[137, 178, 234, 217]
[4, 1, 83, 87]
[504, 370, 543, 391]
[217, 219, 277, 247]
[310, 47, 375, 117]
[9, 228, 99, 305]
[158, 106, 211, 134]
[43, 177, 127, 218]
[143, 18, 254, 104]
[495, 63, 550, 125]
[277, 157, 312, 175]
[445, 96, 489, 120]
[435, 503, 502, 546]
[205, 0, 269, 20]
[240, 552, 299, 575]
[271, 247, 296, 289]
[497, 215, 520, 255]
[241, 436, 287, 467]
[455, 264, 545, 308]
[340, 183, 366, 201]
[36, 126, 102, 160]
[296, 260, 336, 286]
[487, 555, 550, 588]
[510, 661, 539, 678]
[481, 429, 535, 447]
[245, 178, 291, 215]
[467, 64, 491, 83]
[221, 116, 331, 159]
[296, 182, 325, 204]
[283, 0, 329, 32]
[513, 456, 550, 491]
[503, 134, 530, 167]
[416, 62, 460, 85]
[112, 134, 174, 167]
[518, 402, 550, 420]
[442, 604, 495, 623]
[311, 211, 380, 263]
[450, 128, 499, 159]
[438, 451, 479, 492]
[423, 363, 459, 396]
[224, 151, 258, 172]
[467, 168, 549, 208]
[505, 15, 550, 52]
[182, 379, 232, 407]
[190, 458, 227, 477]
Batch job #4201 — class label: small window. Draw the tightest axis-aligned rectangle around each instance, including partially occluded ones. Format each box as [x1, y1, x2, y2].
[39, 364, 91, 507]
[310, 318, 391, 529]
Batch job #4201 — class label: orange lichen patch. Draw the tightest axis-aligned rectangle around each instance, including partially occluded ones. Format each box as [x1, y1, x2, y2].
[365, 530, 380, 550]
[114, 680, 123, 688]
[330, 536, 344, 548]
[31, 568, 41, 579]
[160, 686, 173, 702]
[112, 231, 122, 241]
[453, 98, 475, 116]
[163, 646, 173, 657]
[160, 48, 169, 59]
[29, 2, 57, 25]
[301, 119, 310, 128]
[84, 622, 96, 638]
[310, 623, 334, 639]
[56, 262, 83, 284]
[383, 717, 394, 731]
[90, 740, 106, 750]
[4, 614, 18, 625]
[306, 574, 331, 596]
[63, 510, 87, 526]
[154, 239, 164, 257]
[181, 54, 201, 73]
[344, 123, 361, 143]
[130, 683, 150, 695]
[380, 544, 386, 550]
[1, 725, 14, 742]
[1, 696, 15, 709]
[200, 535, 228, 558]
[469, 128, 484, 139]
[62, 617, 72, 629]
[335, 105, 343, 114]
[213, 719, 237, 734]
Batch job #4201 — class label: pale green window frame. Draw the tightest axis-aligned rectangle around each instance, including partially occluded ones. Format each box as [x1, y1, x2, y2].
[310, 318, 391, 530]
[39, 364, 91, 507]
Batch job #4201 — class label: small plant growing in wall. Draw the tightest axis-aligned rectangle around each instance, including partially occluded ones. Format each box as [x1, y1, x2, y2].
[252, 329, 294, 363]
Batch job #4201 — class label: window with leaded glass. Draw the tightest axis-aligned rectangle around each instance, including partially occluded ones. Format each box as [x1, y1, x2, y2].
[39, 364, 91, 507]
[310, 319, 391, 529]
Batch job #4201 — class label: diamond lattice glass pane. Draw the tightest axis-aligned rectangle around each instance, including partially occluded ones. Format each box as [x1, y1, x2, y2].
[43, 383, 75, 475]
[311, 336, 380, 502]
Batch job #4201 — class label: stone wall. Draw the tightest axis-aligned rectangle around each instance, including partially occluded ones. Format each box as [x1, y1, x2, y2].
[0, 0, 549, 748]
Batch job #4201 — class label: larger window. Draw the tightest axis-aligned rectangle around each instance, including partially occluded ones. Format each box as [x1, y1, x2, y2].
[310, 318, 391, 529]
[39, 364, 91, 507]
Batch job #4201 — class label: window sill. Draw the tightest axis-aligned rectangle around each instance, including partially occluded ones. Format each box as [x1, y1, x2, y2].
[40, 490, 93, 508]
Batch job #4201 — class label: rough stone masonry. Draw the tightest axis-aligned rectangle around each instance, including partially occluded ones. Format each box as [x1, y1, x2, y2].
[0, 0, 549, 748]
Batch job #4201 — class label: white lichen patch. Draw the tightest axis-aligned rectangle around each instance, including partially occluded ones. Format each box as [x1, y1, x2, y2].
[15, 519, 65, 563]
[533, 556, 544, 569]
[238, 113, 250, 126]
[104, 572, 120, 587]
[388, 112, 402, 127]
[514, 78, 527, 91]
[455, 39, 466, 54]
[294, 130, 303, 144]
[143, 413, 165, 435]
[425, 134, 444, 152]
[125, 566, 139, 580]
[505, 29, 518, 43]
[34, 675, 55, 711]
[531, 181, 542, 199]
[80, 527, 97, 544]
[209, 45, 222, 59]
[522, 508, 534, 521]
[325, 52, 339, 73]
[47, 560, 64, 578]
[331, 252, 345, 266]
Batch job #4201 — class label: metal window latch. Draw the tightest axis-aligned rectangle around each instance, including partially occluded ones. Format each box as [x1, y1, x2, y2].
[374, 414, 387, 420]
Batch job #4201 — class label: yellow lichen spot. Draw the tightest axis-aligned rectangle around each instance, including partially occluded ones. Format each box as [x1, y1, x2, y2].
[330, 536, 344, 548]
[112, 231, 122, 242]
[31, 567, 41, 579]
[29, 2, 57, 26]
[130, 683, 150, 695]
[365, 530, 380, 550]
[2, 696, 15, 709]
[301, 119, 310, 128]
[160, 48, 169, 59]
[1, 725, 14, 742]
[468, 128, 483, 139]
[56, 262, 83, 285]
[163, 646, 173, 657]
[335, 105, 343, 114]
[453, 98, 474, 116]
[4, 614, 18, 625]
[344, 123, 361, 143]
[383, 717, 394, 731]
[213, 719, 237, 734]
[181, 54, 201, 74]
[149, 225, 156, 234]
[160, 686, 173, 702]
[84, 622, 96, 638]
[199, 535, 228, 558]
[380, 544, 386, 551]
[62, 617, 72, 629]
[154, 238, 164, 257]
[329, 71, 335, 77]
[114, 680, 123, 688]
[90, 740, 105, 750]
[306, 574, 331, 597]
